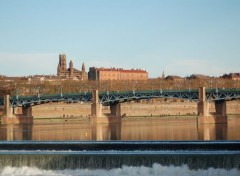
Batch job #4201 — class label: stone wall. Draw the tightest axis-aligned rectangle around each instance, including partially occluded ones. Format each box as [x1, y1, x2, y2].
[31, 102, 91, 118]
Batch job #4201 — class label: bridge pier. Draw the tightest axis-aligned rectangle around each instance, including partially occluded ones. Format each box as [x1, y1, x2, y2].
[198, 87, 227, 124]
[3, 94, 14, 118]
[91, 90, 121, 124]
[1, 93, 33, 124]
[110, 103, 121, 117]
[91, 90, 102, 118]
[22, 105, 33, 117]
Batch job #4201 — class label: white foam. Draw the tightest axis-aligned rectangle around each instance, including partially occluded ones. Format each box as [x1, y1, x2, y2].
[0, 164, 239, 176]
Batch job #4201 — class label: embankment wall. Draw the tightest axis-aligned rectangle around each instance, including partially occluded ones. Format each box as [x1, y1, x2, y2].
[25, 100, 240, 118]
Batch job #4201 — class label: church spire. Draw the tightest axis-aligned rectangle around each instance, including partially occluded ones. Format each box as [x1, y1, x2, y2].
[69, 60, 73, 77]
[69, 60, 73, 68]
[82, 62, 85, 72]
[162, 70, 165, 79]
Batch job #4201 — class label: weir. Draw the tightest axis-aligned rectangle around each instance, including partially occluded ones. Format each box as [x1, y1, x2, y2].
[0, 141, 240, 170]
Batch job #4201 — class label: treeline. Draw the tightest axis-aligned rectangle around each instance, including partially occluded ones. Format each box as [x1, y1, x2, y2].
[0, 78, 239, 96]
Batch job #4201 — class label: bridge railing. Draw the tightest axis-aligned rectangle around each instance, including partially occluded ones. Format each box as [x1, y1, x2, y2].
[206, 88, 240, 93]
[3, 88, 240, 101]
[99, 89, 199, 96]
[10, 92, 92, 100]
[1, 88, 240, 107]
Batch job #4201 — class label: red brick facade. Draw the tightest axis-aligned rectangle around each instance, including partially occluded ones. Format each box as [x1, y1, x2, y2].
[88, 67, 148, 81]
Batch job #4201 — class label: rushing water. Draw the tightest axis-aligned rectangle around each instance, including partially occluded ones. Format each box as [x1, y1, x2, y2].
[1, 164, 240, 176]
[0, 116, 240, 175]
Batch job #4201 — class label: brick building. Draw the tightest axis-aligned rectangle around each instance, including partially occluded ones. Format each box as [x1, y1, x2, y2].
[57, 54, 88, 80]
[88, 67, 148, 81]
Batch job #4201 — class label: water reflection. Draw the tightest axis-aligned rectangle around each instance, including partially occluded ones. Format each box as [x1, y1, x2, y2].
[0, 117, 240, 141]
[0, 124, 32, 141]
[91, 123, 121, 140]
[197, 124, 227, 140]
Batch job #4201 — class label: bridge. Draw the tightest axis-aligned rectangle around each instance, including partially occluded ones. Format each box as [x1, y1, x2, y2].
[0, 87, 240, 124]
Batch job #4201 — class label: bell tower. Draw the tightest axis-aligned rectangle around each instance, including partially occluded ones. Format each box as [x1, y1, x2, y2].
[57, 54, 67, 76]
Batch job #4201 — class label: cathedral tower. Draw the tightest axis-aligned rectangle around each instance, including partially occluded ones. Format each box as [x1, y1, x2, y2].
[57, 54, 87, 80]
[57, 54, 67, 76]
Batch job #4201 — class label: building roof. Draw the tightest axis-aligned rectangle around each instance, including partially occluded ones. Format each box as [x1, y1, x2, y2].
[189, 74, 211, 79]
[67, 68, 81, 72]
[93, 67, 147, 73]
[120, 69, 147, 73]
[1, 76, 26, 81]
[165, 75, 184, 80]
[222, 73, 240, 79]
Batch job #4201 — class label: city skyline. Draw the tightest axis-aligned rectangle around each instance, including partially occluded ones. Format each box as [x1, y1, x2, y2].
[0, 0, 240, 77]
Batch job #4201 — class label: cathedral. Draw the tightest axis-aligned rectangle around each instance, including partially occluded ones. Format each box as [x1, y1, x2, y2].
[57, 54, 88, 80]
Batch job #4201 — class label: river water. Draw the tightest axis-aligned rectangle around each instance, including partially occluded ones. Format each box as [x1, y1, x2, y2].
[0, 116, 240, 176]
[0, 116, 240, 141]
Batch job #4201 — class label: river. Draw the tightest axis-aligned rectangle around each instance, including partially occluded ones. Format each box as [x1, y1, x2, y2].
[0, 116, 240, 141]
[0, 116, 240, 176]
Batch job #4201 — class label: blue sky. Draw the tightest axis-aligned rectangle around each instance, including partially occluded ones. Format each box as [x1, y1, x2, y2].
[0, 0, 239, 78]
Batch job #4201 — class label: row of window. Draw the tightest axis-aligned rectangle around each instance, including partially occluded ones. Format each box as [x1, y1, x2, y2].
[99, 78, 147, 81]
[100, 74, 147, 77]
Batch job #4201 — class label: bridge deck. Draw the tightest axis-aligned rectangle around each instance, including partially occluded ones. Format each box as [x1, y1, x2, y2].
[0, 88, 239, 107]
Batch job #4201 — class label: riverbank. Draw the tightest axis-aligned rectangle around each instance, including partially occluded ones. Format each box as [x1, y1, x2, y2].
[32, 100, 240, 117]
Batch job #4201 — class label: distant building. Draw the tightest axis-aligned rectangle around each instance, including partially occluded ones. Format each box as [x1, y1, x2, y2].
[0, 76, 26, 82]
[88, 67, 148, 81]
[221, 73, 240, 80]
[26, 75, 61, 84]
[165, 75, 184, 81]
[187, 74, 211, 80]
[57, 54, 88, 80]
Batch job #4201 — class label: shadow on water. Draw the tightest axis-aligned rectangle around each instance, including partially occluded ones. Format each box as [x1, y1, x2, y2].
[91, 122, 122, 141]
[0, 124, 32, 141]
[197, 123, 227, 140]
[0, 122, 122, 141]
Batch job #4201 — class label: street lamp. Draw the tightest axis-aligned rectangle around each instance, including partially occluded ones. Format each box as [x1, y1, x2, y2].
[209, 80, 213, 89]
[188, 79, 191, 92]
[135, 81, 138, 91]
[132, 81, 135, 95]
[232, 80, 236, 89]
[215, 78, 218, 93]
[124, 82, 129, 92]
[159, 79, 163, 94]
[36, 86, 40, 98]
[175, 80, 180, 90]
[59, 85, 63, 97]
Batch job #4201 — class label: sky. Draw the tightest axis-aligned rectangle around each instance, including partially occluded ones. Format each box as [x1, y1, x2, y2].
[0, 0, 239, 78]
